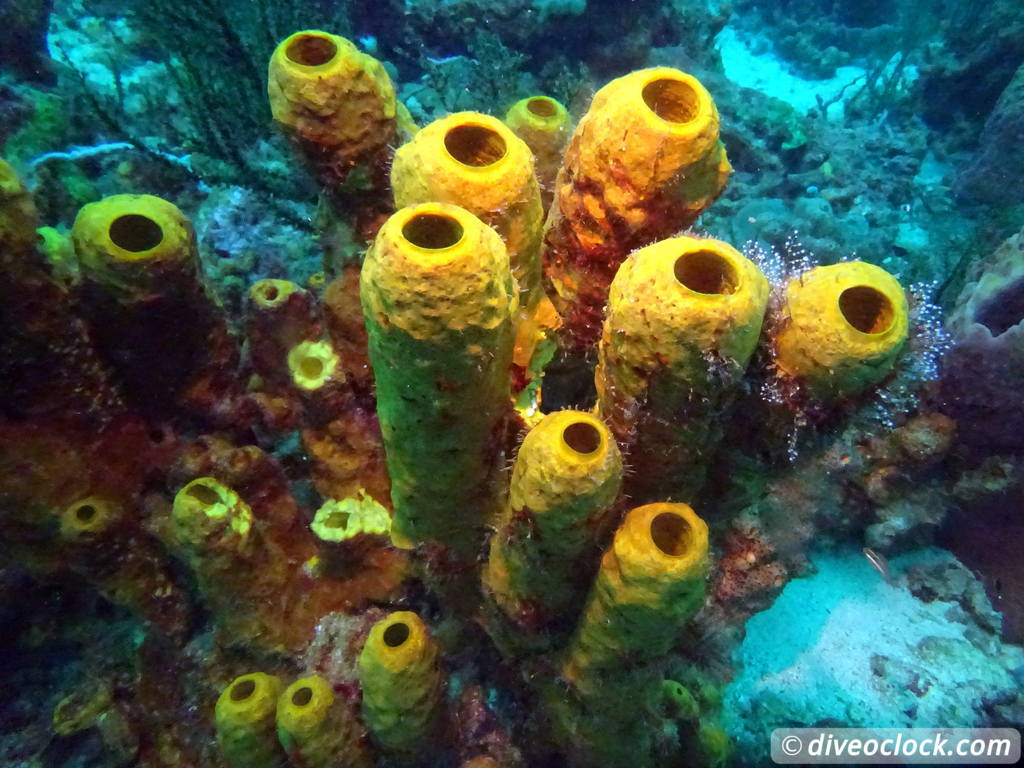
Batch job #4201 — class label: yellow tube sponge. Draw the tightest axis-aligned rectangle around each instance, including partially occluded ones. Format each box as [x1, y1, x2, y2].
[171, 477, 253, 552]
[56, 492, 191, 636]
[596, 236, 768, 502]
[72, 194, 196, 298]
[0, 158, 39, 271]
[542, 68, 732, 348]
[773, 261, 909, 400]
[268, 30, 397, 174]
[308, 492, 392, 578]
[170, 478, 284, 644]
[483, 410, 622, 646]
[391, 113, 545, 315]
[504, 96, 571, 210]
[564, 503, 709, 687]
[60, 496, 121, 539]
[312, 494, 391, 543]
[357, 611, 443, 754]
[360, 203, 517, 554]
[246, 279, 320, 387]
[288, 340, 342, 392]
[215, 673, 285, 768]
[70, 194, 241, 423]
[250, 278, 300, 311]
[276, 675, 369, 768]
[37, 225, 77, 284]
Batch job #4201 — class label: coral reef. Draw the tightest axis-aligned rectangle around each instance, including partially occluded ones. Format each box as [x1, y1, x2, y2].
[917, 1, 1024, 137]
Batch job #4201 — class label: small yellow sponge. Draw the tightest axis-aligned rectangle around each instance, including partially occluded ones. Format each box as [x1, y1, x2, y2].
[268, 30, 397, 169]
[250, 279, 300, 311]
[504, 96, 571, 209]
[484, 410, 622, 643]
[357, 611, 442, 754]
[276, 675, 369, 768]
[773, 261, 909, 400]
[215, 673, 285, 768]
[288, 340, 341, 392]
[564, 503, 709, 688]
[71, 194, 196, 298]
[311, 493, 391, 544]
[171, 477, 253, 551]
[60, 496, 121, 540]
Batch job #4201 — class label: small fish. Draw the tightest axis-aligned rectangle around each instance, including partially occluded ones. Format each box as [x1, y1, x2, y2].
[863, 547, 895, 586]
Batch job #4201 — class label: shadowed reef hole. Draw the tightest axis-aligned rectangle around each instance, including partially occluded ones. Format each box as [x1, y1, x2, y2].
[527, 97, 557, 117]
[109, 214, 163, 252]
[650, 512, 692, 556]
[642, 78, 699, 124]
[674, 250, 737, 295]
[973, 277, 1024, 337]
[286, 34, 337, 66]
[444, 124, 507, 167]
[230, 679, 256, 702]
[839, 286, 894, 334]
[187, 483, 222, 507]
[301, 356, 325, 380]
[291, 686, 314, 706]
[402, 213, 464, 250]
[384, 622, 410, 648]
[323, 511, 350, 529]
[562, 421, 602, 455]
[75, 504, 97, 523]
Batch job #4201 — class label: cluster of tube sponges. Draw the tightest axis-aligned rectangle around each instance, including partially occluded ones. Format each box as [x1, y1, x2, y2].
[348, 63, 911, 539]
[347, 44, 908, 768]
[215, 611, 441, 768]
[4, 22, 915, 767]
[219, 33, 916, 764]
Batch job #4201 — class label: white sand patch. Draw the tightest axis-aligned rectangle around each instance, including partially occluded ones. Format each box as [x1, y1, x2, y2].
[716, 26, 866, 119]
